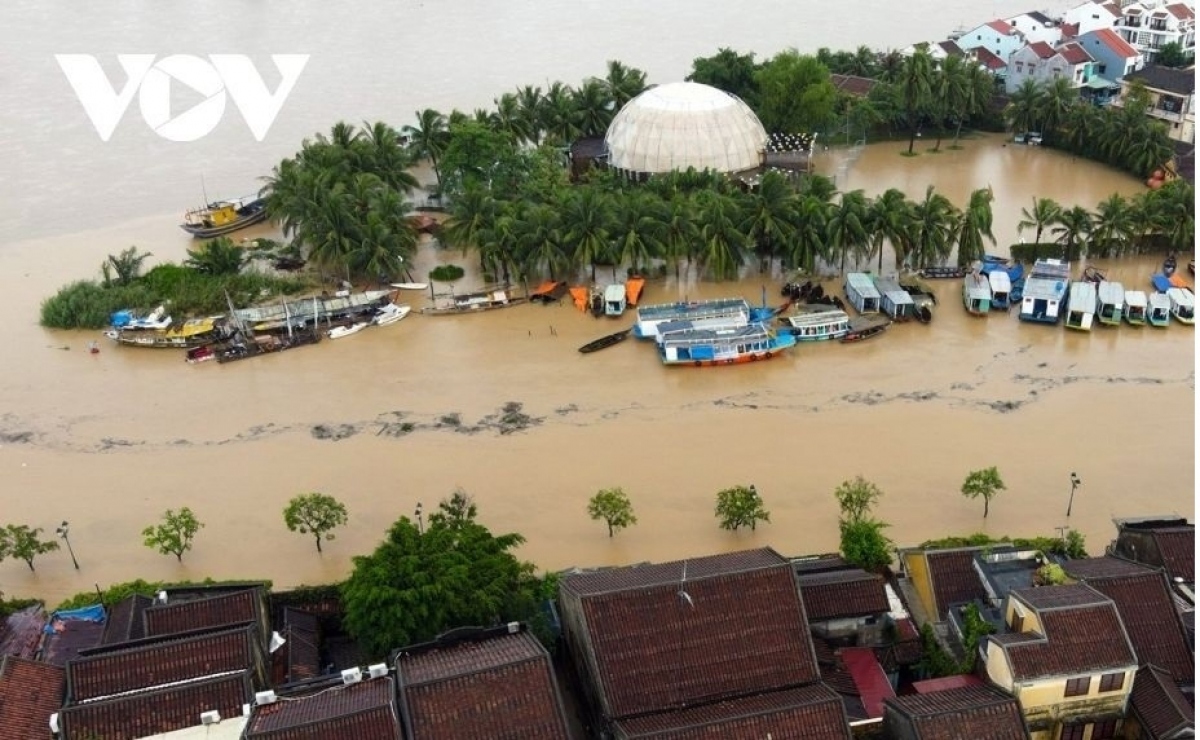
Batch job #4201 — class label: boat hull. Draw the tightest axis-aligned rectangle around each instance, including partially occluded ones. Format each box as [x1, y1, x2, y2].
[180, 208, 268, 239]
[421, 296, 527, 316]
[661, 348, 786, 367]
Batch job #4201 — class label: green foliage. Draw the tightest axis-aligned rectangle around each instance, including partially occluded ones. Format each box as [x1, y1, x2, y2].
[341, 490, 543, 659]
[283, 493, 349, 553]
[184, 236, 248, 275]
[100, 246, 152, 287]
[1008, 241, 1085, 263]
[834, 475, 884, 525]
[0, 525, 60, 572]
[142, 508, 204, 562]
[586, 487, 638, 537]
[918, 530, 1088, 559]
[439, 120, 523, 199]
[1154, 42, 1192, 68]
[840, 519, 894, 571]
[687, 48, 762, 107]
[957, 602, 996, 671]
[754, 50, 837, 134]
[0, 597, 41, 618]
[961, 467, 1006, 518]
[917, 622, 960, 678]
[1036, 563, 1067, 585]
[429, 264, 466, 282]
[714, 485, 770, 531]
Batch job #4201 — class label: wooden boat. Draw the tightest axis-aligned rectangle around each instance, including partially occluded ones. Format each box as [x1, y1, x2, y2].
[372, 303, 411, 326]
[658, 322, 796, 366]
[390, 282, 429, 291]
[328, 321, 370, 339]
[1163, 254, 1178, 277]
[1082, 266, 1107, 285]
[780, 308, 850, 341]
[421, 286, 526, 316]
[899, 279, 937, 307]
[1095, 282, 1124, 326]
[1146, 292, 1172, 327]
[625, 276, 646, 307]
[1166, 287, 1195, 325]
[1019, 259, 1070, 324]
[919, 265, 968, 279]
[236, 289, 393, 327]
[578, 328, 631, 354]
[529, 280, 569, 303]
[604, 284, 627, 316]
[180, 195, 267, 238]
[963, 272, 992, 315]
[104, 317, 230, 349]
[185, 345, 215, 364]
[840, 316, 890, 343]
[1064, 281, 1097, 331]
[1123, 290, 1147, 326]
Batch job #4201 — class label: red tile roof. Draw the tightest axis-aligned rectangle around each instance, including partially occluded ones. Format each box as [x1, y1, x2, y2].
[1057, 42, 1094, 65]
[611, 683, 852, 739]
[1090, 28, 1140, 58]
[1060, 23, 1080, 40]
[1101, 2, 1121, 17]
[797, 570, 889, 621]
[100, 594, 152, 646]
[0, 656, 65, 740]
[926, 550, 988, 618]
[1166, 3, 1195, 20]
[281, 609, 320, 684]
[829, 74, 878, 97]
[1028, 41, 1057, 59]
[1149, 527, 1195, 583]
[974, 48, 1008, 71]
[1130, 664, 1195, 739]
[987, 19, 1018, 35]
[396, 630, 569, 740]
[841, 647, 895, 718]
[883, 684, 1028, 740]
[911, 674, 984, 693]
[995, 587, 1137, 680]
[1063, 559, 1194, 684]
[0, 606, 47, 660]
[59, 671, 253, 740]
[67, 623, 261, 702]
[144, 588, 263, 637]
[560, 548, 819, 720]
[247, 676, 401, 739]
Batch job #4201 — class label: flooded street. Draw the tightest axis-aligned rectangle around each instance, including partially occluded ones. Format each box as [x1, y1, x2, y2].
[0, 132, 1192, 604]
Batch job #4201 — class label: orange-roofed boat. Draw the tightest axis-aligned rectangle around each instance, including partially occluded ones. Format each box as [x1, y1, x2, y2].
[625, 276, 646, 306]
[569, 286, 590, 312]
[530, 280, 569, 303]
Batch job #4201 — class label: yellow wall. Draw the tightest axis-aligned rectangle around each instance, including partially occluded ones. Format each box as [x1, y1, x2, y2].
[1006, 669, 1134, 730]
[985, 640, 1014, 690]
[902, 551, 935, 619]
[1004, 597, 1043, 634]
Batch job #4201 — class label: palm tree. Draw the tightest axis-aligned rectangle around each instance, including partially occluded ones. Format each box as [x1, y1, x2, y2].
[1005, 78, 1042, 136]
[493, 92, 530, 143]
[1037, 77, 1077, 142]
[603, 60, 647, 109]
[518, 203, 569, 279]
[693, 190, 749, 280]
[1147, 180, 1196, 255]
[932, 55, 968, 152]
[910, 186, 958, 267]
[611, 192, 666, 278]
[402, 109, 450, 185]
[1061, 102, 1103, 156]
[898, 50, 934, 154]
[443, 186, 499, 255]
[574, 79, 616, 138]
[101, 246, 152, 286]
[955, 187, 996, 267]
[185, 237, 246, 275]
[1051, 206, 1093, 258]
[826, 190, 871, 272]
[660, 194, 700, 278]
[540, 82, 580, 145]
[1121, 120, 1173, 177]
[866, 188, 912, 271]
[357, 121, 418, 193]
[1090, 193, 1135, 257]
[741, 170, 798, 267]
[790, 193, 831, 273]
[954, 64, 995, 148]
[1017, 196, 1062, 243]
[561, 186, 615, 281]
[515, 85, 545, 145]
[475, 204, 521, 284]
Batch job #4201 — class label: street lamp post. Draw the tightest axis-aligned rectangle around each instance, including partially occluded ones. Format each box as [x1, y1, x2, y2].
[1066, 473, 1082, 517]
[415, 503, 424, 534]
[56, 521, 79, 570]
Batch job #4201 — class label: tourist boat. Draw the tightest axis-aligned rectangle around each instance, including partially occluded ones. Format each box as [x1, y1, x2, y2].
[578, 328, 631, 354]
[1166, 287, 1194, 325]
[1019, 259, 1070, 324]
[988, 269, 1013, 310]
[1123, 290, 1148, 326]
[919, 265, 968, 279]
[653, 314, 751, 341]
[657, 322, 796, 366]
[1064, 281, 1097, 331]
[529, 280, 569, 304]
[328, 321, 370, 339]
[604, 284, 627, 316]
[1146, 292, 1172, 327]
[105, 317, 231, 349]
[633, 298, 768, 340]
[873, 276, 915, 321]
[421, 286, 526, 316]
[236, 289, 394, 328]
[899, 279, 936, 323]
[372, 303, 411, 326]
[1095, 282, 1124, 327]
[844, 273, 882, 314]
[780, 308, 851, 341]
[110, 305, 172, 331]
[963, 272, 992, 315]
[180, 195, 268, 238]
[840, 316, 890, 343]
[1163, 254, 1178, 277]
[209, 326, 323, 363]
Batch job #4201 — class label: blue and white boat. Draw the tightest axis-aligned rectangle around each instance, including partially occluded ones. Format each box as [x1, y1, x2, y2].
[658, 322, 796, 367]
[1147, 292, 1172, 327]
[1064, 281, 1097, 331]
[1018, 259, 1070, 324]
[779, 308, 851, 341]
[1166, 287, 1195, 325]
[988, 269, 1013, 310]
[963, 271, 992, 315]
[1095, 282, 1124, 326]
[604, 284, 627, 317]
[633, 298, 773, 340]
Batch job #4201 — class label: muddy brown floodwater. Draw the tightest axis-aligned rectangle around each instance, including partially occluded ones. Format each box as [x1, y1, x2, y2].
[0, 134, 1192, 606]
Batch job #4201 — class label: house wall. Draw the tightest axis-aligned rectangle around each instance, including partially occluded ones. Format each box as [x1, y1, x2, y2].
[1007, 47, 1054, 92]
[557, 588, 609, 723]
[1119, 83, 1197, 143]
[1009, 669, 1134, 734]
[1076, 34, 1142, 79]
[1063, 2, 1121, 35]
[958, 25, 1027, 61]
[901, 552, 936, 621]
[985, 640, 1015, 690]
[1004, 597, 1043, 634]
[1010, 16, 1064, 45]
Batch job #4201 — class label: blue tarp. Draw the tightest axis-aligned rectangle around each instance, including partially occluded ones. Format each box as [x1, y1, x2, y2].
[1151, 274, 1172, 293]
[109, 310, 133, 327]
[43, 604, 105, 633]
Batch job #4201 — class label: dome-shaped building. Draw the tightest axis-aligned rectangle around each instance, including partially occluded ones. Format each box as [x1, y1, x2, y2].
[603, 82, 768, 178]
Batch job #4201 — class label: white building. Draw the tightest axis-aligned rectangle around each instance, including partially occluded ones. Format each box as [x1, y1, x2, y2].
[1006, 10, 1065, 45]
[1060, 0, 1124, 37]
[954, 19, 1029, 63]
[1116, 0, 1196, 63]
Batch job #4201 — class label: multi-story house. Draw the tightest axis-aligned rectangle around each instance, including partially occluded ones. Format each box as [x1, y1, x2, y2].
[1117, 1, 1196, 63]
[1077, 28, 1146, 80]
[1061, 0, 1125, 36]
[1118, 64, 1196, 142]
[981, 584, 1139, 740]
[1005, 42, 1099, 94]
[1008, 11, 1066, 45]
[955, 19, 1029, 63]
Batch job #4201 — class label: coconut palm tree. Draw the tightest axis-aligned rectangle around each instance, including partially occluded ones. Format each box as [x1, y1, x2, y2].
[866, 188, 913, 271]
[611, 192, 666, 278]
[931, 55, 968, 152]
[1037, 77, 1077, 143]
[185, 237, 246, 276]
[909, 186, 958, 267]
[603, 60, 647, 109]
[561, 186, 615, 281]
[518, 203, 569, 279]
[790, 193, 831, 273]
[898, 49, 934, 154]
[955, 187, 996, 267]
[1090, 193, 1135, 257]
[693, 189, 749, 280]
[954, 64, 995, 148]
[493, 92, 530, 144]
[1018, 196, 1062, 243]
[101, 246, 152, 286]
[475, 204, 521, 284]
[741, 170, 798, 267]
[1061, 102, 1103, 156]
[402, 110, 450, 186]
[660, 194, 700, 279]
[443, 186, 499, 255]
[515, 85, 545, 145]
[540, 82, 581, 145]
[825, 190, 870, 273]
[1005, 78, 1042, 136]
[574, 78, 616, 138]
[1051, 206, 1093, 258]
[1120, 120, 1174, 177]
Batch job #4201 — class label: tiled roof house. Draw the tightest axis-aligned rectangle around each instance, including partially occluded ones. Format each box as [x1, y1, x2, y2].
[796, 568, 890, 624]
[247, 675, 402, 739]
[143, 585, 270, 641]
[559, 548, 849, 738]
[0, 655, 65, 740]
[898, 546, 990, 622]
[394, 625, 570, 739]
[1112, 517, 1196, 585]
[883, 684, 1030, 739]
[1126, 664, 1196, 739]
[100, 594, 153, 646]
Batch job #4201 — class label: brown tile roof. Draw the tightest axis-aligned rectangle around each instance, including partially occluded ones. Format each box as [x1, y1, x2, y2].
[247, 676, 401, 739]
[974, 48, 1008, 71]
[883, 684, 1028, 740]
[143, 588, 262, 638]
[1089, 28, 1140, 58]
[994, 591, 1137, 680]
[0, 606, 47, 660]
[612, 683, 851, 739]
[1063, 560, 1194, 684]
[797, 570, 889, 621]
[282, 608, 321, 684]
[67, 623, 261, 703]
[560, 548, 819, 720]
[926, 550, 988, 617]
[987, 19, 1018, 35]
[396, 630, 569, 740]
[1130, 664, 1195, 739]
[1057, 42, 1094, 65]
[792, 555, 851, 575]
[100, 594, 153, 646]
[1166, 3, 1195, 20]
[0, 656, 65, 740]
[1012, 583, 1108, 610]
[829, 74, 878, 97]
[59, 671, 253, 740]
[938, 40, 965, 56]
[1102, 2, 1122, 17]
[1149, 527, 1195, 583]
[1124, 67, 1197, 96]
[1028, 41, 1057, 59]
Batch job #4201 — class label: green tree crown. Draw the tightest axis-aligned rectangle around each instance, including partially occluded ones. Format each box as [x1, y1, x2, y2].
[714, 485, 771, 531]
[0, 525, 60, 572]
[142, 508, 204, 562]
[587, 488, 638, 537]
[283, 493, 349, 553]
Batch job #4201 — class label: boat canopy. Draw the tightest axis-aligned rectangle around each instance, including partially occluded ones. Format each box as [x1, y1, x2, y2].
[846, 273, 881, 299]
[1097, 281, 1124, 306]
[785, 310, 850, 328]
[988, 270, 1012, 294]
[1124, 290, 1147, 308]
[1166, 287, 1195, 309]
[604, 284, 626, 302]
[1067, 282, 1097, 311]
[1148, 292, 1171, 311]
[965, 273, 992, 300]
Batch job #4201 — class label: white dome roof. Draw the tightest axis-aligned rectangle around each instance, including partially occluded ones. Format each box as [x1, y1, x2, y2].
[604, 82, 767, 175]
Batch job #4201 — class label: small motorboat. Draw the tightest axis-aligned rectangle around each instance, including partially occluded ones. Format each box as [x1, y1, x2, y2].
[840, 317, 890, 343]
[578, 328, 631, 354]
[390, 282, 430, 291]
[327, 322, 370, 339]
[919, 266, 968, 280]
[180, 194, 267, 238]
[1163, 254, 1178, 277]
[373, 303, 411, 326]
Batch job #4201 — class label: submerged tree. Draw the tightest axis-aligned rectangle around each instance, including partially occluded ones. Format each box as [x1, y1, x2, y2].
[961, 467, 1006, 518]
[586, 487, 638, 537]
[142, 508, 204, 562]
[0, 525, 60, 572]
[715, 485, 771, 531]
[283, 493, 349, 553]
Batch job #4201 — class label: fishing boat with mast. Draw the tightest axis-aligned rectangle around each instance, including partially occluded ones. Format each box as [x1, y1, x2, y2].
[180, 187, 268, 238]
[189, 295, 323, 364]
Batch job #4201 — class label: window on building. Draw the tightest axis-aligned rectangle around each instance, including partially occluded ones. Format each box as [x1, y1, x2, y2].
[1092, 719, 1119, 738]
[1065, 677, 1091, 697]
[1061, 724, 1087, 740]
[1099, 672, 1125, 692]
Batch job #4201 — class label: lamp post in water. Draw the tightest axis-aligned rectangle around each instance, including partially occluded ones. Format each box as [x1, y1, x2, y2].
[1066, 473, 1082, 517]
[414, 502, 424, 535]
[56, 521, 79, 570]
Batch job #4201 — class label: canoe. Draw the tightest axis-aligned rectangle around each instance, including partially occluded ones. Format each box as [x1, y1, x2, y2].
[841, 316, 890, 343]
[390, 282, 429, 291]
[328, 322, 370, 339]
[579, 329, 630, 354]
